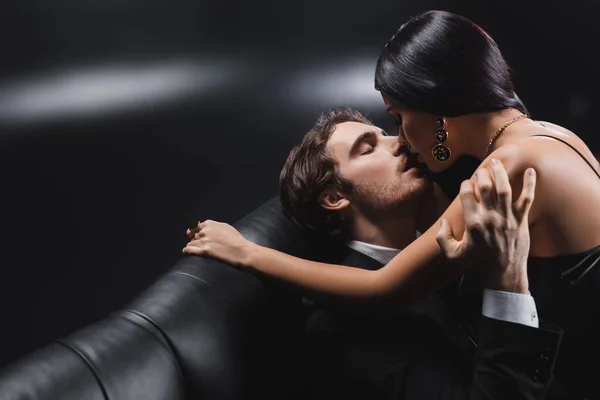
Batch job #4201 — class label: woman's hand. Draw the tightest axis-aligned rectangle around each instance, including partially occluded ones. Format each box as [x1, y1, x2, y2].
[183, 220, 254, 267]
[436, 159, 536, 294]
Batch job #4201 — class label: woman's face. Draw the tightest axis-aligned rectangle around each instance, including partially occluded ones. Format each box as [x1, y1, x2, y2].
[382, 94, 454, 173]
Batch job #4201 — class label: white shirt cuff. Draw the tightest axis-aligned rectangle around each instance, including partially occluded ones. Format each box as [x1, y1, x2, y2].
[482, 289, 539, 328]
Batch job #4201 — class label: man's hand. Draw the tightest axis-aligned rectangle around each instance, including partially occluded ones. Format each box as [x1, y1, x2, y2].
[436, 159, 537, 294]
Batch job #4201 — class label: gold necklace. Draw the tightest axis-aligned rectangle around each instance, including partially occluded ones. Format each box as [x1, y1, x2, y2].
[482, 113, 528, 158]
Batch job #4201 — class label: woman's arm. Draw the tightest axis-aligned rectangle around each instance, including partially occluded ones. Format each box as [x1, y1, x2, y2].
[184, 157, 539, 308]
[373, 148, 540, 305]
[183, 193, 465, 308]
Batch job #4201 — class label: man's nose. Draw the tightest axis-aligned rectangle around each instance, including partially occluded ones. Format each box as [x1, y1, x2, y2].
[391, 140, 409, 157]
[395, 134, 411, 151]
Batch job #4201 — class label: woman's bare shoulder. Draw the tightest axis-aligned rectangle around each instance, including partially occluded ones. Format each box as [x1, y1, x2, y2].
[490, 120, 594, 166]
[490, 121, 600, 212]
[486, 142, 534, 175]
[532, 120, 593, 149]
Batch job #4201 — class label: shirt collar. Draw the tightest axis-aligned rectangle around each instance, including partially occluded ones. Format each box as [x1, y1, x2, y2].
[347, 240, 401, 265]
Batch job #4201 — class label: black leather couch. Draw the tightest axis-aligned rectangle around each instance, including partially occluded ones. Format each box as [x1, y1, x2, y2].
[0, 196, 318, 400]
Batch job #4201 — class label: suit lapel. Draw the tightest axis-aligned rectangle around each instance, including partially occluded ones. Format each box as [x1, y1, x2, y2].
[340, 246, 478, 362]
[338, 247, 385, 271]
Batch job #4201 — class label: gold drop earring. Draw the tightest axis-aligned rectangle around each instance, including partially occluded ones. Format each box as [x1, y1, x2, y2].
[432, 117, 451, 162]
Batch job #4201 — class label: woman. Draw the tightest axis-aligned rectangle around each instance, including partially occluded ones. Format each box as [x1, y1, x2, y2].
[185, 11, 600, 398]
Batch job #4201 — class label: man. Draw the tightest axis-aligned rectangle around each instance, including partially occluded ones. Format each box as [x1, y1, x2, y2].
[276, 108, 562, 399]
[184, 108, 562, 399]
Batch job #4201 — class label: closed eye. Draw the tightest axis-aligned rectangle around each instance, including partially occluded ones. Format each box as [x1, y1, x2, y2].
[349, 131, 379, 157]
[361, 146, 374, 155]
[359, 139, 377, 155]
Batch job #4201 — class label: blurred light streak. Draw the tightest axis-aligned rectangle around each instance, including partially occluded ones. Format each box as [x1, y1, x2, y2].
[0, 58, 241, 127]
[286, 56, 382, 110]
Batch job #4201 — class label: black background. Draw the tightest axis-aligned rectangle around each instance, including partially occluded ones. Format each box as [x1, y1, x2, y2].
[0, 0, 597, 367]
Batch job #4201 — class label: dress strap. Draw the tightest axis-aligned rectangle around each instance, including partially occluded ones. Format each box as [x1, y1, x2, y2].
[532, 134, 600, 180]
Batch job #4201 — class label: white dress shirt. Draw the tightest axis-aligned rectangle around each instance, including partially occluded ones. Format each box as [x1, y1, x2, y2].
[347, 240, 539, 328]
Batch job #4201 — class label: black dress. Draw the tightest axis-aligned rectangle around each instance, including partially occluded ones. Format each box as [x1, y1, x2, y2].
[448, 135, 600, 400]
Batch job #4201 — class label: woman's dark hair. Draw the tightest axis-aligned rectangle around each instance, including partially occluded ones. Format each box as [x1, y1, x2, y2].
[375, 10, 525, 117]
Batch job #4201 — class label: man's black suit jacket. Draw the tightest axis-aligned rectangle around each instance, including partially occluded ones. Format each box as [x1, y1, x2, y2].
[304, 247, 564, 400]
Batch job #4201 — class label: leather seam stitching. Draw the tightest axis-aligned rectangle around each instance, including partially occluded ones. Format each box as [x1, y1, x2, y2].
[169, 270, 236, 312]
[118, 310, 186, 382]
[55, 340, 110, 400]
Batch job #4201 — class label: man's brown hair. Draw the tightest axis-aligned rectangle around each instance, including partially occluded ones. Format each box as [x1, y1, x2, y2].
[279, 108, 373, 242]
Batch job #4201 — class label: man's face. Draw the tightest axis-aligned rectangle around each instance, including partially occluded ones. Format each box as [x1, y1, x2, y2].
[326, 121, 431, 214]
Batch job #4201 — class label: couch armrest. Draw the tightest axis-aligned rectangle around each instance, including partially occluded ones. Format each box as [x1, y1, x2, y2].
[0, 196, 315, 400]
[122, 196, 315, 399]
[0, 312, 185, 400]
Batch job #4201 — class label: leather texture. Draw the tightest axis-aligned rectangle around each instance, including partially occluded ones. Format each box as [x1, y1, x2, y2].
[0, 195, 568, 400]
[0, 196, 313, 400]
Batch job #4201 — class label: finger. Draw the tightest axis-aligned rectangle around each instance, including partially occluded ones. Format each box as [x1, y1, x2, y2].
[489, 159, 512, 215]
[187, 227, 200, 240]
[182, 245, 207, 256]
[514, 168, 537, 223]
[186, 238, 205, 247]
[459, 180, 480, 227]
[475, 168, 495, 209]
[198, 220, 215, 231]
[436, 218, 461, 258]
[471, 174, 481, 203]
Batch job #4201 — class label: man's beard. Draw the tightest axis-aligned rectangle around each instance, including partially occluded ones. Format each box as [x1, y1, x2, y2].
[349, 178, 427, 218]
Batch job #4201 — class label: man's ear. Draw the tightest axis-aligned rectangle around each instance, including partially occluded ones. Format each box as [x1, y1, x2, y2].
[319, 191, 350, 211]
